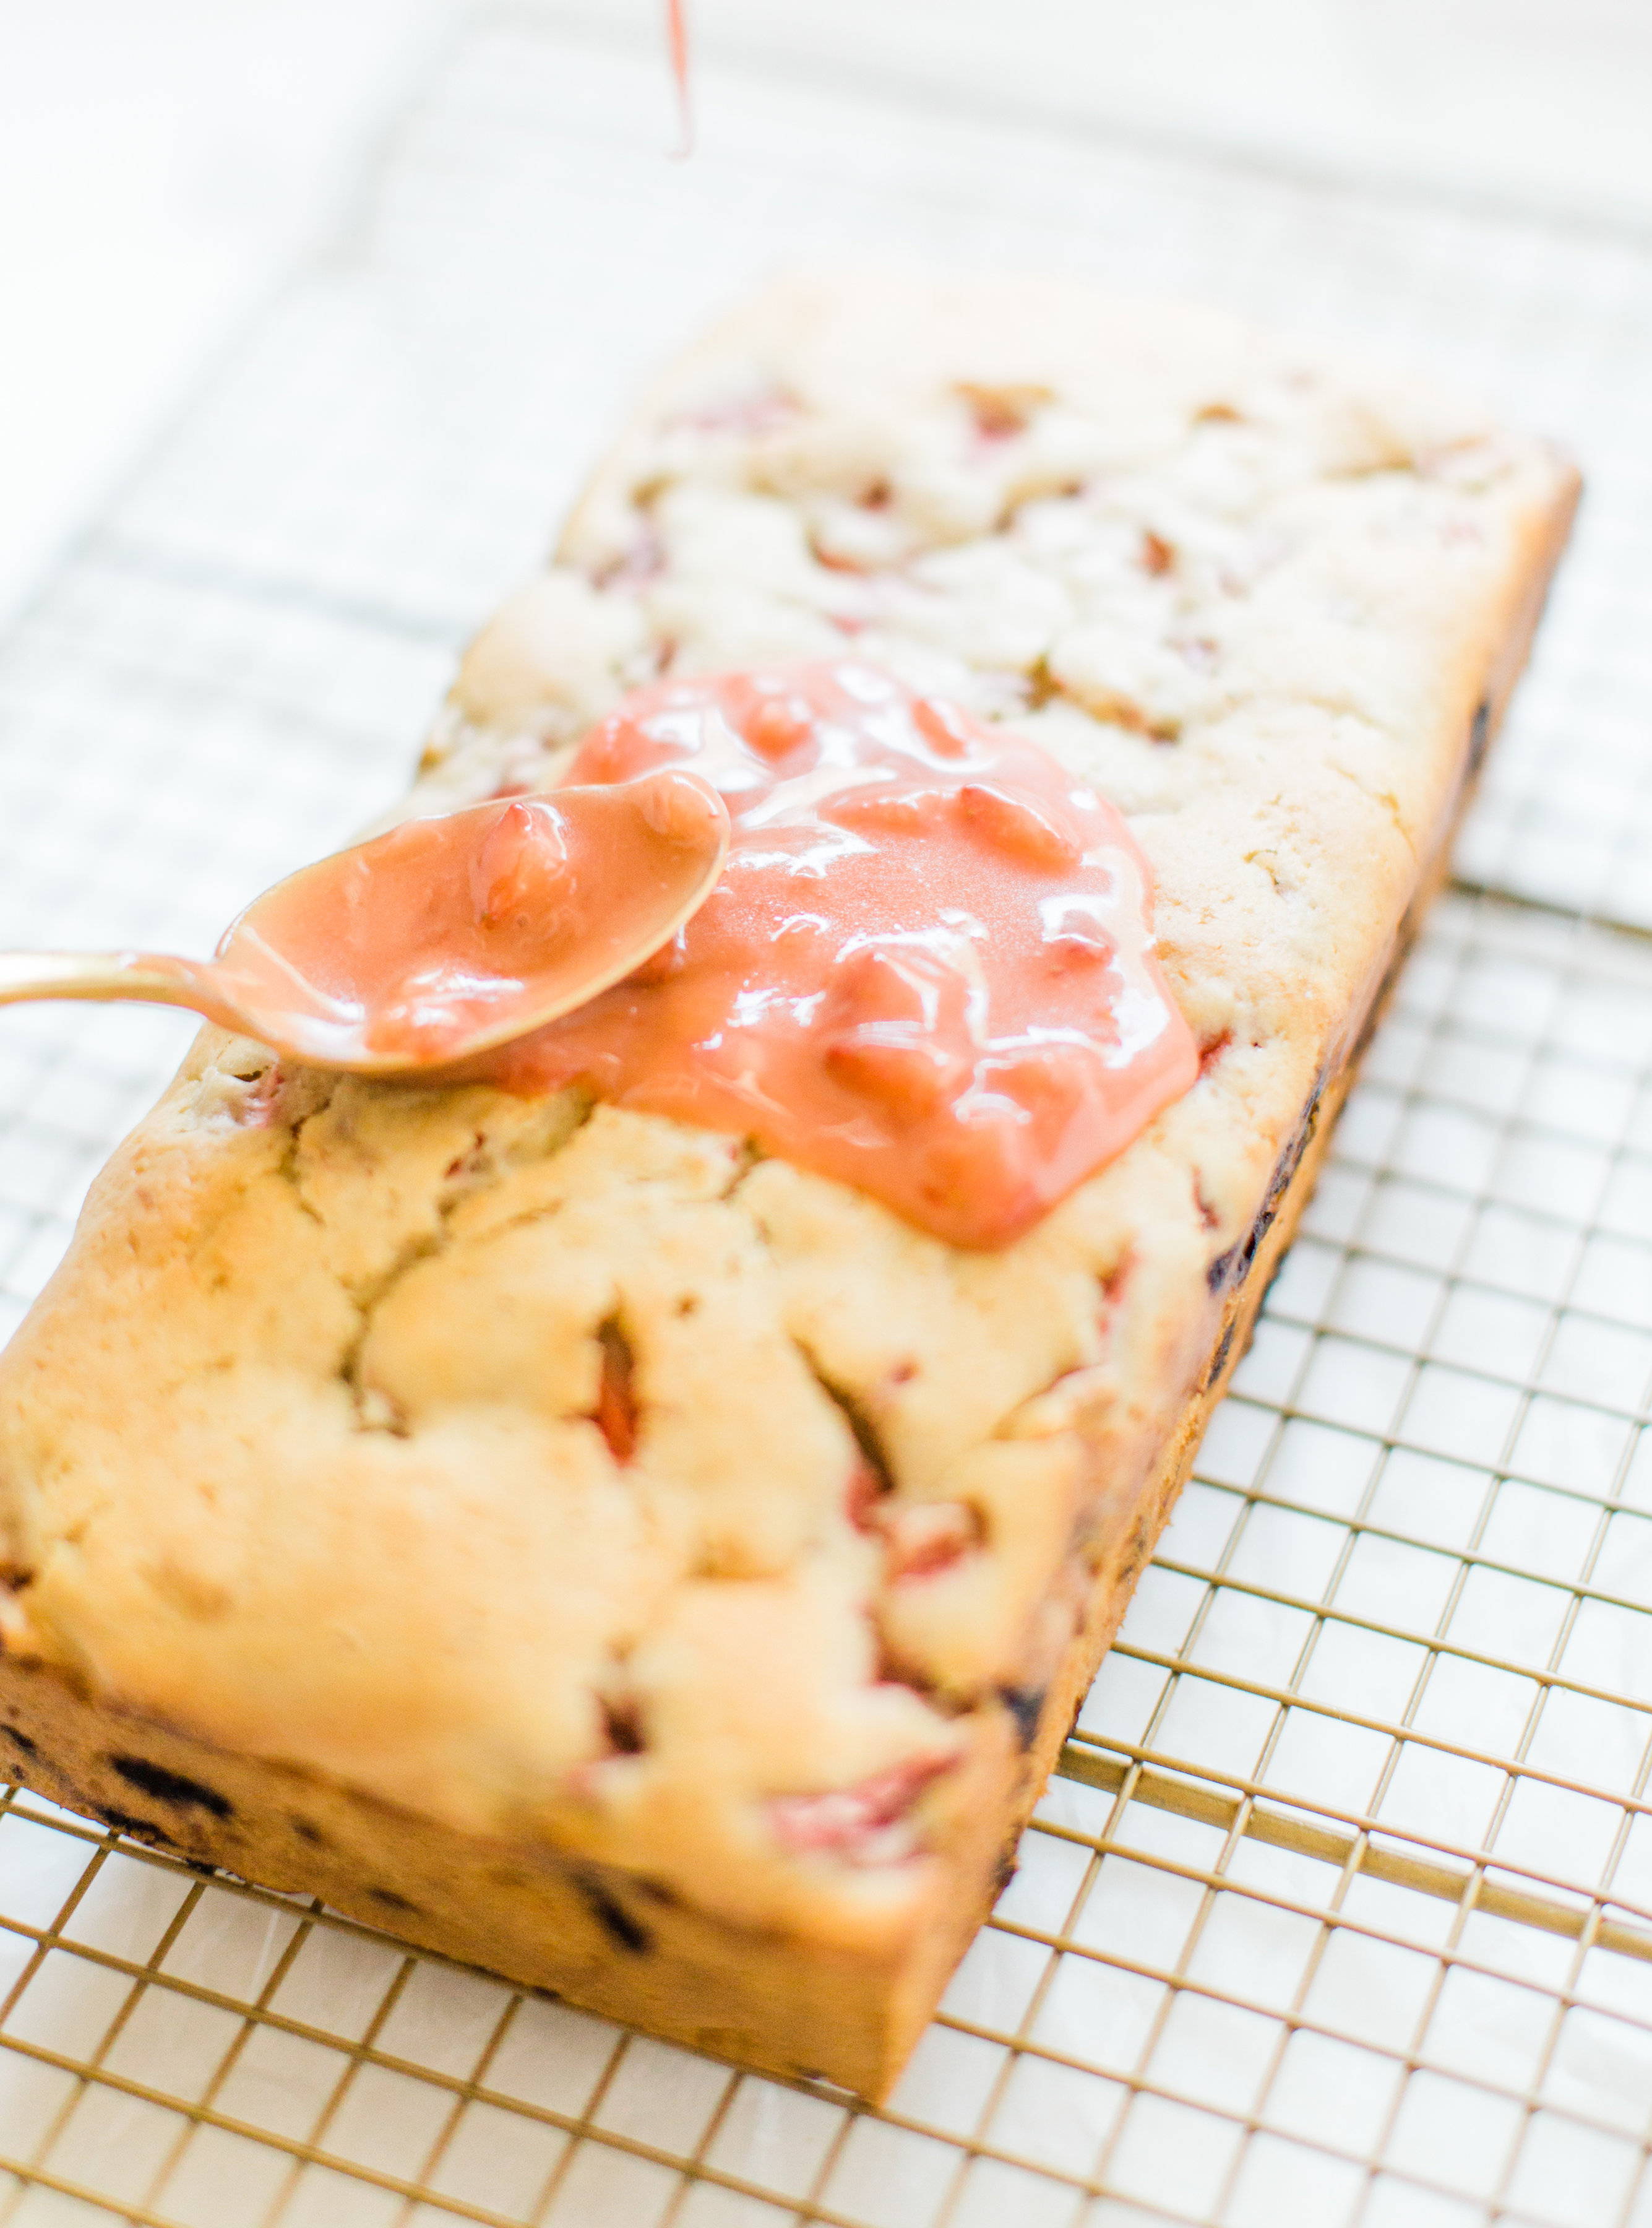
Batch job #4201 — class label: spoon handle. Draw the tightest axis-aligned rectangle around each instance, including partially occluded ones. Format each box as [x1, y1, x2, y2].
[0, 951, 236, 1027]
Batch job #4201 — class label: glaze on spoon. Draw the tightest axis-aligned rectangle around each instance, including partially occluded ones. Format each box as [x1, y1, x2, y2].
[0, 771, 729, 1077]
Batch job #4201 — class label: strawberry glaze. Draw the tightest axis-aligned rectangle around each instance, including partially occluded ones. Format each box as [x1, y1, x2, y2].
[488, 662, 1197, 1248]
[213, 772, 725, 1074]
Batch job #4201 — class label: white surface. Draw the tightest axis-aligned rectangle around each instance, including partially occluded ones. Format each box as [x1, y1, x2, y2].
[552, 0, 1652, 227]
[6, 1, 1652, 633]
[0, 0, 456, 624]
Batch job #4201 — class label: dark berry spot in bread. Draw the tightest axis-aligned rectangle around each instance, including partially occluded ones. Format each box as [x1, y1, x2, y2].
[1208, 1079, 1324, 1295]
[570, 1867, 652, 1954]
[1207, 1244, 1242, 1294]
[367, 1886, 419, 1914]
[998, 1686, 1046, 1753]
[290, 1816, 327, 1846]
[591, 1319, 639, 1464]
[2, 1727, 37, 1757]
[98, 1807, 176, 1847]
[600, 1696, 646, 1756]
[1203, 1313, 1239, 1392]
[109, 1756, 233, 1819]
[1466, 697, 1492, 776]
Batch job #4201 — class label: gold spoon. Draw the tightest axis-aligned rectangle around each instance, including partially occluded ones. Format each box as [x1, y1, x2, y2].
[0, 771, 729, 1077]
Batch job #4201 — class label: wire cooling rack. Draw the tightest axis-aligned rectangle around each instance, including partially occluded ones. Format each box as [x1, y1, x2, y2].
[2, 9, 1652, 2223]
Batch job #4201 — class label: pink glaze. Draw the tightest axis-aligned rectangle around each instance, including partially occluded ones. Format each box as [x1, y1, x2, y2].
[489, 662, 1197, 1248]
[210, 772, 726, 1074]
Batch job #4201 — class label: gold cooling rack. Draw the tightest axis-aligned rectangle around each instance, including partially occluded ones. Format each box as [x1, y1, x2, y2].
[1, 9, 1651, 2223]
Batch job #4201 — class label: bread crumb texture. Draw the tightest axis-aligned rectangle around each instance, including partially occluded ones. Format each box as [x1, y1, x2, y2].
[0, 275, 1572, 1948]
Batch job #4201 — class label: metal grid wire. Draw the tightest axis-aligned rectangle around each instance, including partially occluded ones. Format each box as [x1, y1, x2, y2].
[2, 9, 1652, 2222]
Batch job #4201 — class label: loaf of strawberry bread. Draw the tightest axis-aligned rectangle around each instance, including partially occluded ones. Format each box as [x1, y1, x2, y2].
[0, 274, 1577, 2097]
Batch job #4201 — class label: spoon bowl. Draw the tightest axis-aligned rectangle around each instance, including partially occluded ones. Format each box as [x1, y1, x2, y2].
[0, 771, 730, 1076]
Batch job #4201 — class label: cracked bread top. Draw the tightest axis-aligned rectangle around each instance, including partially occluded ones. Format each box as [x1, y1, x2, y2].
[0, 274, 1575, 1947]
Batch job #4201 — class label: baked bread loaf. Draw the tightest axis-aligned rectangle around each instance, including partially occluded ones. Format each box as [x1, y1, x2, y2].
[0, 275, 1577, 2099]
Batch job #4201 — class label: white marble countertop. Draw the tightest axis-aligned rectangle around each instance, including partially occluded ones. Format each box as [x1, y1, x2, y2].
[0, 0, 456, 623]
